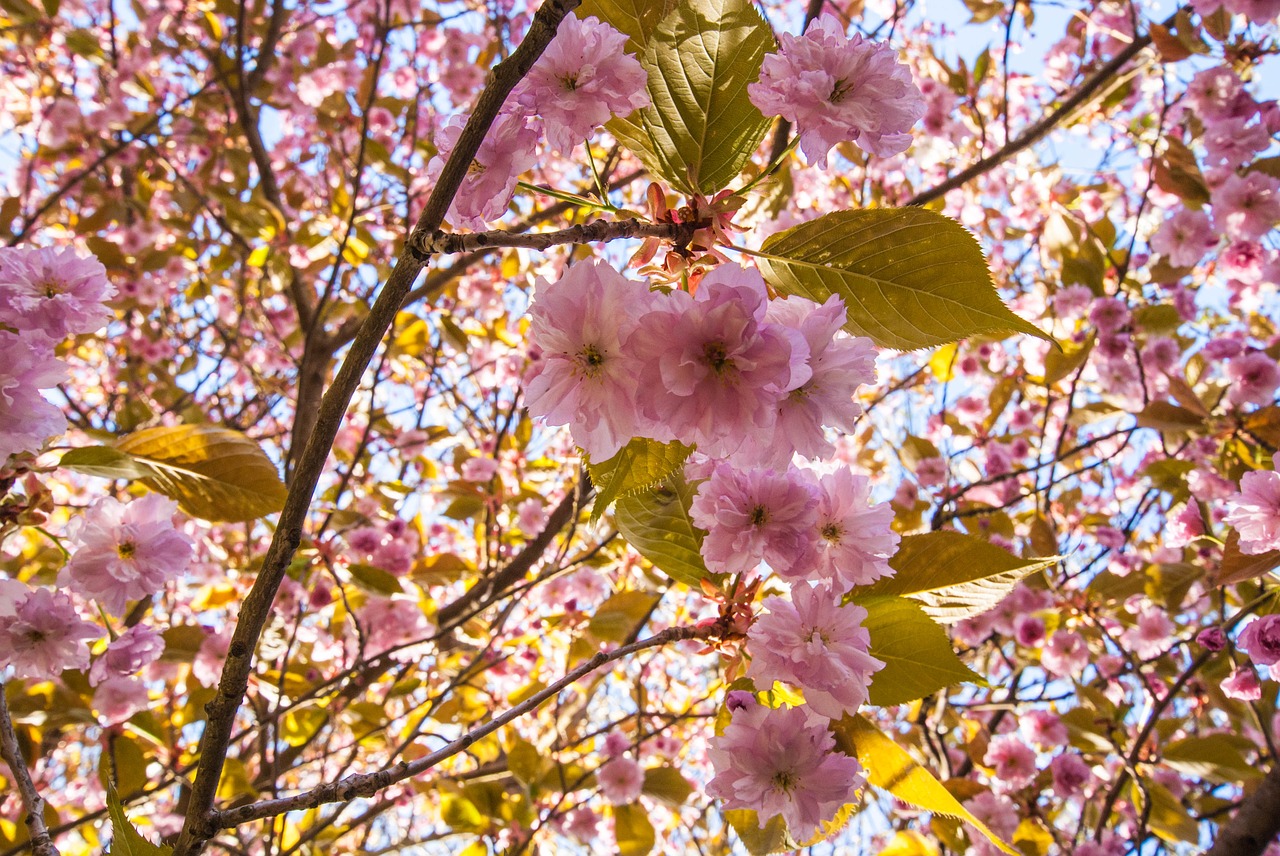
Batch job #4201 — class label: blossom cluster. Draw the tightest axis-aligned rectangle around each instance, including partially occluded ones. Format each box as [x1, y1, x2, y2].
[0, 246, 192, 724]
[428, 14, 649, 229]
[524, 258, 899, 838]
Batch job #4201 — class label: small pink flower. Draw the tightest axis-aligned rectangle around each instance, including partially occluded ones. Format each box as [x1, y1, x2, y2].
[461, 456, 499, 482]
[516, 498, 547, 536]
[748, 15, 924, 167]
[1225, 351, 1280, 407]
[598, 756, 643, 804]
[808, 467, 898, 590]
[1041, 630, 1089, 677]
[1213, 172, 1280, 242]
[514, 15, 649, 153]
[1148, 208, 1217, 268]
[1239, 614, 1280, 669]
[0, 587, 101, 680]
[59, 494, 194, 615]
[1019, 710, 1068, 749]
[92, 675, 150, 724]
[983, 734, 1038, 789]
[89, 623, 165, 686]
[1226, 470, 1280, 554]
[747, 583, 884, 719]
[1223, 666, 1263, 701]
[1050, 753, 1093, 797]
[706, 697, 865, 841]
[1121, 607, 1175, 660]
[690, 463, 819, 576]
[428, 110, 539, 230]
[0, 330, 67, 461]
[358, 596, 433, 655]
[0, 245, 115, 338]
[1196, 627, 1228, 652]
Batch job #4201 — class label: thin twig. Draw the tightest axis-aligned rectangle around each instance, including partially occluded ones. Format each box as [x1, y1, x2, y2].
[0, 683, 59, 856]
[407, 217, 701, 257]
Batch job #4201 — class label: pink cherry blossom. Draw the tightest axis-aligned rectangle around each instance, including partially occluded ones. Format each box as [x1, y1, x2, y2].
[1238, 614, 1280, 673]
[1041, 630, 1089, 677]
[1148, 208, 1217, 268]
[358, 596, 433, 655]
[1223, 666, 1263, 701]
[1184, 66, 1250, 122]
[983, 733, 1038, 789]
[689, 463, 819, 576]
[630, 265, 794, 458]
[1019, 710, 1068, 749]
[514, 15, 649, 154]
[747, 583, 883, 719]
[0, 245, 115, 338]
[0, 587, 101, 680]
[1213, 172, 1280, 241]
[1121, 607, 1175, 660]
[428, 110, 539, 230]
[1226, 470, 1280, 554]
[806, 467, 899, 590]
[748, 15, 924, 167]
[706, 696, 865, 841]
[59, 494, 195, 615]
[0, 330, 67, 461]
[598, 756, 644, 804]
[89, 623, 165, 686]
[1050, 753, 1093, 797]
[1225, 351, 1280, 407]
[524, 260, 652, 460]
[92, 675, 150, 724]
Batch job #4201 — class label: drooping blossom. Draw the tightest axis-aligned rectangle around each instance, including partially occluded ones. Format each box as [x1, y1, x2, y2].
[1225, 470, 1280, 554]
[629, 265, 794, 458]
[706, 695, 865, 841]
[514, 15, 649, 153]
[89, 623, 165, 686]
[747, 583, 883, 719]
[0, 587, 101, 680]
[1223, 666, 1263, 701]
[0, 330, 67, 461]
[806, 467, 898, 590]
[689, 463, 819, 576]
[1238, 614, 1280, 679]
[59, 494, 195, 615]
[758, 295, 878, 462]
[0, 245, 114, 338]
[1225, 351, 1280, 407]
[428, 110, 539, 230]
[524, 260, 652, 459]
[1148, 208, 1216, 268]
[748, 15, 924, 167]
[1196, 626, 1228, 652]
[597, 756, 644, 804]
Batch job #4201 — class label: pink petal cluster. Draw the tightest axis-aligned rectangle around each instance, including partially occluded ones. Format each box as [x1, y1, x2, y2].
[706, 693, 865, 841]
[514, 15, 650, 154]
[1226, 470, 1280, 554]
[524, 263, 879, 465]
[89, 623, 165, 686]
[748, 14, 924, 167]
[0, 330, 67, 461]
[597, 756, 644, 804]
[1239, 614, 1280, 679]
[1148, 208, 1217, 268]
[809, 467, 899, 590]
[1225, 351, 1280, 407]
[747, 584, 884, 719]
[59, 494, 195, 614]
[428, 110, 540, 230]
[0, 586, 101, 680]
[690, 464, 819, 576]
[0, 245, 115, 338]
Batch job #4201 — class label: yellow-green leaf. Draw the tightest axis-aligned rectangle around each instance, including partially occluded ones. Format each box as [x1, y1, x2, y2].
[642, 765, 694, 807]
[605, 0, 774, 196]
[614, 471, 712, 587]
[113, 424, 287, 521]
[576, 0, 678, 52]
[850, 531, 1057, 624]
[589, 590, 660, 643]
[861, 596, 984, 706]
[60, 446, 151, 480]
[614, 803, 655, 856]
[587, 438, 692, 522]
[1163, 734, 1262, 784]
[107, 782, 172, 856]
[756, 209, 1052, 351]
[833, 715, 1017, 855]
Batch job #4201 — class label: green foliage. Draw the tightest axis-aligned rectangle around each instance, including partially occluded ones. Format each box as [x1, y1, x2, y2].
[832, 715, 1017, 855]
[586, 438, 692, 522]
[642, 765, 694, 806]
[107, 783, 172, 856]
[755, 209, 1052, 350]
[851, 530, 1058, 624]
[613, 470, 712, 587]
[857, 596, 984, 706]
[588, 589, 661, 642]
[599, 0, 774, 196]
[61, 424, 288, 522]
[614, 803, 656, 856]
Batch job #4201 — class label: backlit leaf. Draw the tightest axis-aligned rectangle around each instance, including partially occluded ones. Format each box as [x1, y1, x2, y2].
[756, 209, 1051, 350]
[614, 471, 712, 587]
[587, 438, 692, 522]
[107, 783, 172, 856]
[860, 596, 984, 706]
[614, 803, 656, 856]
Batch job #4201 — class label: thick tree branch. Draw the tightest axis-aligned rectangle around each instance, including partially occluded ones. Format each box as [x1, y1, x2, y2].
[211, 624, 709, 828]
[0, 684, 58, 856]
[407, 217, 701, 256]
[1206, 762, 1280, 856]
[907, 14, 1168, 207]
[170, 2, 583, 853]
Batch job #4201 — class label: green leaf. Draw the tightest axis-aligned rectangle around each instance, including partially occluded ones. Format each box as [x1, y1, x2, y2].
[588, 590, 661, 643]
[605, 0, 774, 196]
[614, 472, 712, 587]
[576, 0, 678, 51]
[642, 765, 694, 806]
[725, 810, 793, 855]
[113, 424, 288, 522]
[346, 563, 405, 595]
[850, 531, 1058, 624]
[755, 209, 1052, 351]
[860, 596, 984, 706]
[587, 438, 692, 522]
[833, 715, 1017, 856]
[1163, 734, 1262, 784]
[107, 782, 172, 856]
[614, 803, 656, 856]
[60, 446, 151, 480]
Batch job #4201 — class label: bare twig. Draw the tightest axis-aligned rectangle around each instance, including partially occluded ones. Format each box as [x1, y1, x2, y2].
[0, 684, 59, 856]
[408, 217, 701, 257]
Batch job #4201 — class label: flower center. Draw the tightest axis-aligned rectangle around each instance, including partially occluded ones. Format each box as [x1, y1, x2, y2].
[703, 341, 733, 376]
[118, 541, 137, 559]
[749, 505, 769, 527]
[821, 522, 843, 543]
[578, 344, 606, 377]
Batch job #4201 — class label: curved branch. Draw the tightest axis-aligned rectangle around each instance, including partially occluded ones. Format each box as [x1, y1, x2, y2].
[1206, 762, 1280, 856]
[0, 684, 59, 856]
